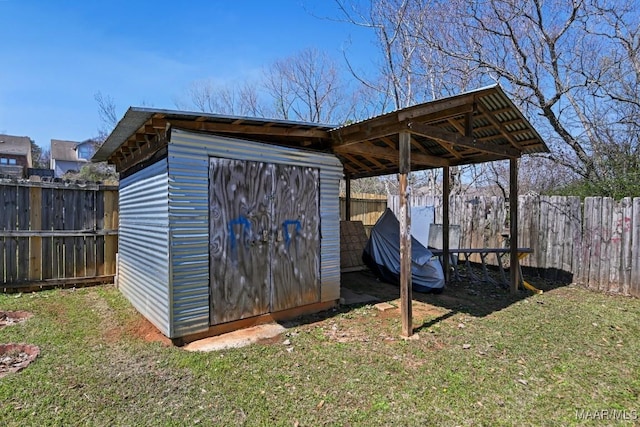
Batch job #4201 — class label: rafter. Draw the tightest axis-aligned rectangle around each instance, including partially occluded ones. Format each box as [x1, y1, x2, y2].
[331, 121, 408, 148]
[341, 152, 375, 173]
[408, 122, 520, 158]
[476, 103, 523, 150]
[333, 142, 450, 167]
[397, 96, 474, 121]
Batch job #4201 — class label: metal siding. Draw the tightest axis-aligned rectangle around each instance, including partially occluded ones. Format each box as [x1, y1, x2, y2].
[168, 129, 343, 337]
[319, 168, 341, 301]
[118, 158, 171, 337]
[167, 150, 210, 337]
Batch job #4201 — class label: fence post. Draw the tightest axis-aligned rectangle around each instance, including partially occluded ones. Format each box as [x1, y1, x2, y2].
[29, 186, 42, 280]
[104, 189, 118, 276]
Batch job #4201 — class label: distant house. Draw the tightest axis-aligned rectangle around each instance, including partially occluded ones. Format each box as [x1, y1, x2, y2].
[50, 139, 97, 177]
[0, 134, 32, 178]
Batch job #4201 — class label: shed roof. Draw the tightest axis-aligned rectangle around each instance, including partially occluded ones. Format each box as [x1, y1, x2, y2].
[93, 84, 548, 177]
[92, 108, 335, 171]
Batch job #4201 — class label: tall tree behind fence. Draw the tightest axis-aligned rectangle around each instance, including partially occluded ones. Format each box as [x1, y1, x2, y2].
[0, 179, 118, 291]
[389, 194, 640, 297]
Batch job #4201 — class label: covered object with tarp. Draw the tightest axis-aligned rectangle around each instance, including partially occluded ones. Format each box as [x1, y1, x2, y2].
[363, 209, 444, 292]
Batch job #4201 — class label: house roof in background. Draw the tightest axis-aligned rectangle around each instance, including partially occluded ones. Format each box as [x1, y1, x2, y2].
[50, 139, 82, 161]
[0, 134, 31, 156]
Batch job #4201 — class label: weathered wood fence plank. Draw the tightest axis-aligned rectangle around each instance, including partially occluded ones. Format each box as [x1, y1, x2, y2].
[621, 198, 633, 294]
[29, 186, 42, 281]
[4, 185, 17, 282]
[630, 198, 640, 297]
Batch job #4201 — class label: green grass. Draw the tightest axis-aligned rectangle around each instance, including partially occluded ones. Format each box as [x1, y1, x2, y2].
[0, 284, 639, 426]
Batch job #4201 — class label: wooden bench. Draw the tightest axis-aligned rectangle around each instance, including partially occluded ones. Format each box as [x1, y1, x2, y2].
[431, 247, 533, 288]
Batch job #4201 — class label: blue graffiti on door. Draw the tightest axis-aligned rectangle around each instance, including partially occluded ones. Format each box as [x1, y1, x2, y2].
[282, 219, 302, 250]
[227, 216, 252, 255]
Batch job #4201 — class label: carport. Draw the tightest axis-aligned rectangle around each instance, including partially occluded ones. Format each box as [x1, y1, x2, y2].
[329, 84, 548, 336]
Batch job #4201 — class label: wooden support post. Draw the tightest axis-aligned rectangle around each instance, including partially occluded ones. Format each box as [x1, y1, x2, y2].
[345, 177, 351, 221]
[399, 131, 412, 337]
[443, 166, 450, 282]
[510, 158, 519, 293]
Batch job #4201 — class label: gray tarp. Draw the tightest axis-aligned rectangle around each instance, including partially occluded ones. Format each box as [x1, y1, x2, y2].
[363, 208, 445, 292]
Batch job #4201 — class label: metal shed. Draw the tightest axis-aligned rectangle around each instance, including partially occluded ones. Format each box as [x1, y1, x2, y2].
[94, 110, 342, 343]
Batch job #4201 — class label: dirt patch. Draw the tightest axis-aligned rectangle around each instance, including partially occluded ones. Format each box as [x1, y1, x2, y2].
[0, 311, 33, 328]
[104, 315, 171, 346]
[412, 301, 449, 319]
[126, 316, 172, 346]
[0, 343, 40, 378]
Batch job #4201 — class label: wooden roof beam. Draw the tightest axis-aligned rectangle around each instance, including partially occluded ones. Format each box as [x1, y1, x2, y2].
[341, 159, 359, 176]
[331, 103, 475, 148]
[151, 117, 167, 129]
[341, 152, 376, 173]
[476, 103, 523, 150]
[397, 96, 474, 121]
[358, 152, 387, 169]
[332, 122, 408, 148]
[379, 136, 397, 149]
[168, 119, 330, 139]
[446, 117, 465, 135]
[477, 128, 533, 144]
[408, 122, 521, 158]
[334, 142, 450, 167]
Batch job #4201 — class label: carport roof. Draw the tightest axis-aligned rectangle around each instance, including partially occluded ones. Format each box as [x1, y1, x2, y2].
[331, 84, 548, 179]
[93, 84, 548, 177]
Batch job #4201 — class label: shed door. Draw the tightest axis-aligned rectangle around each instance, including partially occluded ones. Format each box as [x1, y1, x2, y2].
[271, 164, 320, 311]
[209, 159, 272, 325]
[209, 158, 320, 325]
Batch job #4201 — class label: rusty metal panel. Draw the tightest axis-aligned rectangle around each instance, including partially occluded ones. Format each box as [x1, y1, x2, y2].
[271, 165, 320, 311]
[209, 158, 272, 324]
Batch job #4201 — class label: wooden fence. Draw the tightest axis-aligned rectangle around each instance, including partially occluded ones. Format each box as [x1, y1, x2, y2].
[3, 179, 637, 297]
[0, 179, 118, 291]
[389, 194, 640, 297]
[340, 193, 387, 235]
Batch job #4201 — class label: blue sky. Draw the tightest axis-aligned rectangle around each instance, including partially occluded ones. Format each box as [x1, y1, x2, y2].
[0, 1, 374, 150]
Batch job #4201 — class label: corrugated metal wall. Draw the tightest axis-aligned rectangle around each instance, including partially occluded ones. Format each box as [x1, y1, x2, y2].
[118, 158, 171, 337]
[169, 129, 343, 337]
[319, 169, 341, 301]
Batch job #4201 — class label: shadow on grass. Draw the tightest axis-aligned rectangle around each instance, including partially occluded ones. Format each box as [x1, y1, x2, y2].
[339, 264, 573, 331]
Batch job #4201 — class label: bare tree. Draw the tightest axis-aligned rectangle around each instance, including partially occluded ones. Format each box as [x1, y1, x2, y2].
[176, 80, 264, 117]
[335, 0, 490, 197]
[263, 48, 345, 123]
[337, 0, 640, 197]
[94, 91, 119, 143]
[336, 0, 488, 110]
[178, 48, 348, 125]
